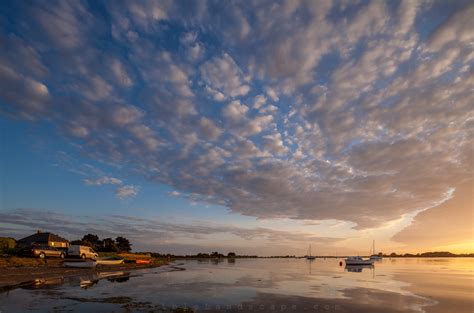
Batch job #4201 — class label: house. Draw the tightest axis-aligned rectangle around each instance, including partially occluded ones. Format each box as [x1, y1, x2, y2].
[17, 231, 69, 249]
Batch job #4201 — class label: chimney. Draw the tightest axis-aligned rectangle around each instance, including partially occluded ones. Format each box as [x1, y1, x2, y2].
[37, 230, 42, 234]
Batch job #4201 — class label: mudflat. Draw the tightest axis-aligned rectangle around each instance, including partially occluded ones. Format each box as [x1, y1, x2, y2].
[0, 257, 167, 291]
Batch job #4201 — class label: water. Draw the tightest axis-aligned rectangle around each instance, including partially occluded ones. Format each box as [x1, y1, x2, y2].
[0, 258, 472, 312]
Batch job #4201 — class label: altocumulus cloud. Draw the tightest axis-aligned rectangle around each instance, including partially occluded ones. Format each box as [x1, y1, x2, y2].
[0, 1, 473, 231]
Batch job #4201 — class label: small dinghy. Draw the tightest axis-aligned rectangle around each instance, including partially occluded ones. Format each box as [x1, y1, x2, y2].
[64, 260, 97, 268]
[95, 257, 124, 266]
[135, 259, 151, 264]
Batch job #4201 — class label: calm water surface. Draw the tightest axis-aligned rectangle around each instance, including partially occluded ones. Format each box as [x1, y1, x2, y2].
[0, 258, 472, 312]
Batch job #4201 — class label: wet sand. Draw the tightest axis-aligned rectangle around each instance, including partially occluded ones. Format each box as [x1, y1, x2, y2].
[0, 257, 167, 292]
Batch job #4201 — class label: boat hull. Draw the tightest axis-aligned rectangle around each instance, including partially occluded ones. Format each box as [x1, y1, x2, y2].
[345, 264, 373, 272]
[96, 259, 124, 265]
[345, 256, 374, 266]
[345, 260, 373, 265]
[64, 261, 97, 268]
[135, 259, 151, 264]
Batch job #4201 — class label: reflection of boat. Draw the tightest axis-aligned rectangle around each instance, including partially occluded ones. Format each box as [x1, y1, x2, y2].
[95, 257, 124, 265]
[79, 271, 129, 289]
[370, 240, 383, 260]
[97, 271, 127, 280]
[345, 264, 374, 272]
[22, 277, 65, 289]
[345, 256, 374, 265]
[64, 260, 97, 268]
[79, 279, 97, 289]
[305, 244, 316, 260]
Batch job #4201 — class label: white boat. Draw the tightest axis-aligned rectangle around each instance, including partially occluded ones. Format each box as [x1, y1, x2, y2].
[95, 257, 124, 265]
[369, 240, 383, 260]
[345, 256, 374, 266]
[305, 244, 316, 260]
[64, 260, 97, 268]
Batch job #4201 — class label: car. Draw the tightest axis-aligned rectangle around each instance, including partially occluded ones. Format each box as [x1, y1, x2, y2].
[31, 245, 66, 259]
[68, 245, 98, 259]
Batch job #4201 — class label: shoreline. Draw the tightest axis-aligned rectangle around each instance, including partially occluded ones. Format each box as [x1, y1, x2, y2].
[0, 257, 171, 292]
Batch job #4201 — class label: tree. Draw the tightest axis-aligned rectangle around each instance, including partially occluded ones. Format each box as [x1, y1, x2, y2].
[82, 234, 99, 248]
[101, 238, 118, 252]
[227, 252, 236, 258]
[210, 251, 224, 258]
[115, 236, 131, 252]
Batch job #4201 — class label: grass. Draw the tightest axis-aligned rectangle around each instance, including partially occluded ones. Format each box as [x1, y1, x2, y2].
[0, 253, 167, 268]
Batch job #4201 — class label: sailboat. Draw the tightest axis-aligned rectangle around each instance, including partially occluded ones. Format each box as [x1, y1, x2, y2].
[370, 240, 382, 260]
[305, 244, 316, 260]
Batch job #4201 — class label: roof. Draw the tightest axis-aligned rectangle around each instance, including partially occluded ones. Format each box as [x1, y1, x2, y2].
[18, 232, 69, 244]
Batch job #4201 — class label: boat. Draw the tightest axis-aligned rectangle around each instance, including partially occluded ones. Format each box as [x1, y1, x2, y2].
[344, 256, 374, 266]
[305, 244, 316, 260]
[369, 240, 383, 260]
[135, 259, 152, 264]
[345, 264, 374, 272]
[95, 257, 124, 265]
[63, 260, 97, 268]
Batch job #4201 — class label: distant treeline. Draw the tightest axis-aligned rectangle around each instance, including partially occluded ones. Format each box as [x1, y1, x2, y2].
[142, 251, 259, 259]
[141, 251, 473, 258]
[384, 251, 474, 258]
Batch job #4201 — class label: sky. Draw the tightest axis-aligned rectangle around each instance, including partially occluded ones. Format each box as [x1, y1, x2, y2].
[0, 0, 473, 256]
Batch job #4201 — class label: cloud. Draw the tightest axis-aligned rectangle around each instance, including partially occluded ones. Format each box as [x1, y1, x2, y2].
[34, 0, 94, 49]
[427, 4, 474, 50]
[168, 190, 181, 197]
[180, 32, 204, 61]
[222, 100, 249, 122]
[198, 117, 223, 140]
[262, 133, 288, 155]
[116, 185, 139, 199]
[110, 58, 133, 87]
[200, 53, 250, 99]
[0, 64, 49, 119]
[0, 208, 343, 254]
[84, 176, 123, 186]
[253, 94, 267, 109]
[265, 87, 279, 102]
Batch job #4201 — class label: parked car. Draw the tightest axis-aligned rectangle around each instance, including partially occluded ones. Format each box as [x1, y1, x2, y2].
[68, 245, 98, 259]
[31, 245, 66, 259]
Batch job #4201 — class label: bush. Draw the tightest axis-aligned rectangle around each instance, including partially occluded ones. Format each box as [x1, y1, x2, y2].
[0, 237, 16, 251]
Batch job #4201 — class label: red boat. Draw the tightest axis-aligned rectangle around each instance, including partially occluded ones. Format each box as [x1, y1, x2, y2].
[135, 259, 151, 264]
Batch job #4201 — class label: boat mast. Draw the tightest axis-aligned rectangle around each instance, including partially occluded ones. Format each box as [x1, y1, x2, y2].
[372, 240, 375, 255]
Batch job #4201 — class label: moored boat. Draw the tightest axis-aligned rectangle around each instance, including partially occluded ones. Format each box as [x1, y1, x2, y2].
[370, 240, 383, 260]
[344, 256, 374, 266]
[95, 257, 124, 265]
[305, 244, 316, 260]
[135, 259, 152, 264]
[64, 260, 97, 268]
